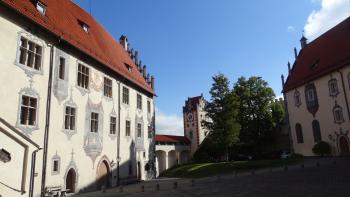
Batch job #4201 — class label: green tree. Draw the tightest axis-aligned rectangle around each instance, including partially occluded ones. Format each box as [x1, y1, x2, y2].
[203, 73, 240, 161]
[233, 76, 275, 156]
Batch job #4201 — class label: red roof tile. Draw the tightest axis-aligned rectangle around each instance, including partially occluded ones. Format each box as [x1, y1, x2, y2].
[155, 134, 190, 144]
[2, 0, 154, 95]
[283, 17, 350, 92]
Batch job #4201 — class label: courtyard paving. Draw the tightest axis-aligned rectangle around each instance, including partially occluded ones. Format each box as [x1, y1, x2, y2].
[74, 157, 350, 197]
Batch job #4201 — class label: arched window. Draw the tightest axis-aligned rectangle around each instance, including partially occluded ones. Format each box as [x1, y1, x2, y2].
[295, 123, 304, 143]
[294, 90, 301, 107]
[312, 120, 322, 143]
[305, 84, 319, 115]
[328, 79, 339, 97]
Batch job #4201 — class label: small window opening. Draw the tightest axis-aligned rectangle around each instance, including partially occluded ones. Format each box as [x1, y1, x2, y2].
[36, 1, 47, 15]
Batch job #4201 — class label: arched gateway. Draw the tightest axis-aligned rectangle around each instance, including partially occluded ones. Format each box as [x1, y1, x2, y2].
[96, 159, 110, 189]
[65, 168, 76, 193]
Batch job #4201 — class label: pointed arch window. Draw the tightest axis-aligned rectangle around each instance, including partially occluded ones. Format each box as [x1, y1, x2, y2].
[305, 84, 319, 115]
[312, 120, 322, 143]
[295, 123, 304, 143]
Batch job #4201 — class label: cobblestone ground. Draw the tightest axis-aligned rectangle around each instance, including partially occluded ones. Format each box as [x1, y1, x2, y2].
[74, 158, 350, 197]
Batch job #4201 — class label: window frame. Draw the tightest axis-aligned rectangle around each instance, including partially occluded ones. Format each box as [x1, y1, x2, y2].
[77, 63, 90, 89]
[58, 57, 66, 80]
[137, 94, 142, 110]
[333, 104, 344, 124]
[137, 123, 142, 138]
[110, 116, 117, 135]
[64, 106, 76, 131]
[90, 112, 99, 133]
[294, 90, 301, 107]
[16, 34, 44, 76]
[122, 87, 129, 105]
[312, 120, 322, 143]
[19, 95, 38, 127]
[104, 77, 113, 98]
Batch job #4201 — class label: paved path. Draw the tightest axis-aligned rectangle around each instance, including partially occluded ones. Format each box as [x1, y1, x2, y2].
[74, 158, 350, 197]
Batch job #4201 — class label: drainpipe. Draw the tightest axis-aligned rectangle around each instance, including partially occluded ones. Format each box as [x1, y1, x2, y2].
[117, 81, 121, 185]
[40, 44, 55, 197]
[29, 148, 42, 197]
[338, 70, 350, 121]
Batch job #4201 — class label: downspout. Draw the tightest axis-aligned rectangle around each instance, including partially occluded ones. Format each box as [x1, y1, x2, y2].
[29, 148, 42, 197]
[338, 70, 350, 121]
[40, 44, 55, 196]
[117, 81, 121, 185]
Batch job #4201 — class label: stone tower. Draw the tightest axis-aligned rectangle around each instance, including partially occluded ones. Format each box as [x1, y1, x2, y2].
[183, 94, 209, 156]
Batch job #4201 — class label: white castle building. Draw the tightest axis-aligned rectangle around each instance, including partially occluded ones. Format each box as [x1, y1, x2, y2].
[282, 17, 350, 156]
[0, 0, 156, 196]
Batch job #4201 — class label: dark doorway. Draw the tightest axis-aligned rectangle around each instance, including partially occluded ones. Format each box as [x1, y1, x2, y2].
[137, 161, 141, 180]
[96, 160, 110, 189]
[339, 136, 350, 155]
[66, 168, 76, 193]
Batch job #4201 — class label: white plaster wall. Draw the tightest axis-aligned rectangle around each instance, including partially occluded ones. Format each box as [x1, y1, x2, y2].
[0, 9, 155, 196]
[286, 68, 350, 156]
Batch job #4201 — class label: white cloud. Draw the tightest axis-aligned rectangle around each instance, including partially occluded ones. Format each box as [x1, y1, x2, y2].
[304, 0, 350, 41]
[155, 108, 184, 136]
[287, 25, 296, 33]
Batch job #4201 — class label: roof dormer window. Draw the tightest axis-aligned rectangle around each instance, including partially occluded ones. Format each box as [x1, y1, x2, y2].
[78, 20, 89, 33]
[125, 63, 132, 72]
[36, 1, 47, 15]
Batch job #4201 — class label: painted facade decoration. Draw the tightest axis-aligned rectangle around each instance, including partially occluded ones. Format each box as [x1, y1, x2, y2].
[0, 1, 156, 196]
[282, 16, 350, 156]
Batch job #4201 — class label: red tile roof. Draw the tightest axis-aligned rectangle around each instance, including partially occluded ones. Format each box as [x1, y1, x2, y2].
[2, 0, 154, 95]
[283, 16, 350, 92]
[155, 134, 190, 144]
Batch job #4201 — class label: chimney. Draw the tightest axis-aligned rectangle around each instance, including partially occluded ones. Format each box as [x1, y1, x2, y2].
[119, 35, 128, 51]
[130, 48, 134, 59]
[138, 60, 142, 72]
[300, 35, 307, 49]
[134, 50, 139, 65]
[146, 74, 150, 82]
[151, 76, 155, 90]
[294, 47, 298, 59]
[288, 62, 291, 74]
[143, 65, 147, 78]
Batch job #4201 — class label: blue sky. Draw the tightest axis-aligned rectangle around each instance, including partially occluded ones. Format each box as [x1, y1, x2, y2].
[75, 0, 350, 135]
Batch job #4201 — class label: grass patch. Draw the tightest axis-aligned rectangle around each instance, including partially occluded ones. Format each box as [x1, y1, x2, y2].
[160, 158, 302, 178]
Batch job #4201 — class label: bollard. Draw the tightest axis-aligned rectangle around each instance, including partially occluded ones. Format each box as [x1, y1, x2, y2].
[141, 185, 145, 192]
[251, 170, 255, 176]
[173, 182, 178, 189]
[156, 183, 160, 191]
[284, 166, 288, 171]
[101, 185, 106, 193]
[191, 179, 195, 187]
[119, 186, 123, 193]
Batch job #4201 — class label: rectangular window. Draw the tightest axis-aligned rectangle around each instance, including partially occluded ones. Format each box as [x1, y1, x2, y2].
[147, 101, 151, 113]
[148, 125, 152, 138]
[20, 95, 37, 126]
[90, 112, 99, 133]
[104, 77, 113, 98]
[137, 123, 142, 138]
[126, 120, 131, 136]
[110, 116, 116, 135]
[77, 63, 89, 89]
[53, 159, 59, 172]
[137, 94, 142, 110]
[122, 87, 129, 104]
[64, 106, 76, 130]
[58, 57, 65, 80]
[19, 37, 42, 70]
